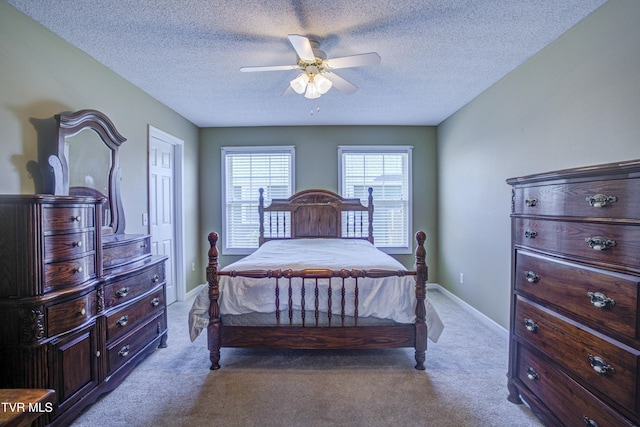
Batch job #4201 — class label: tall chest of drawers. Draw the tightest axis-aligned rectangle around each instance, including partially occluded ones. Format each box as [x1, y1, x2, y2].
[506, 160, 640, 426]
[0, 195, 167, 426]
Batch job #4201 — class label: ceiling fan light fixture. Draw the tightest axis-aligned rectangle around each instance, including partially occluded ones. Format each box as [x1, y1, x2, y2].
[290, 73, 309, 94]
[315, 74, 332, 94]
[304, 81, 321, 99]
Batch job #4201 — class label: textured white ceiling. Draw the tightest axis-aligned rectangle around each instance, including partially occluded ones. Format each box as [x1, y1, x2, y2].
[7, 0, 607, 127]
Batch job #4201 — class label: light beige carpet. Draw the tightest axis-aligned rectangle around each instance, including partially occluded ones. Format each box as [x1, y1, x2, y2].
[70, 289, 541, 427]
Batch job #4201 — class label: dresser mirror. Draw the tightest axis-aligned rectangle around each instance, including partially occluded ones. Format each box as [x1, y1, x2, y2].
[28, 109, 127, 234]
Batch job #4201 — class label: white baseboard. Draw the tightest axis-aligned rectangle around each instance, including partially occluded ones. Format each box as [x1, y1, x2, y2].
[183, 282, 509, 339]
[426, 283, 509, 340]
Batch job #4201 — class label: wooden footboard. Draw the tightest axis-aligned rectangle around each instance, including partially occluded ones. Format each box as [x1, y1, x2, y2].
[206, 231, 429, 370]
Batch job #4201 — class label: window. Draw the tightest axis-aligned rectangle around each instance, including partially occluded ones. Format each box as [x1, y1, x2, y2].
[221, 146, 295, 254]
[339, 146, 412, 253]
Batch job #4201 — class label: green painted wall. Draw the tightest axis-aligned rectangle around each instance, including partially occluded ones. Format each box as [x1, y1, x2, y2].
[0, 2, 202, 295]
[437, 0, 640, 329]
[199, 126, 438, 275]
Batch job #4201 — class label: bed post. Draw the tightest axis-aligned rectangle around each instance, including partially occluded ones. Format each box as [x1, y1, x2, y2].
[414, 231, 428, 370]
[207, 232, 222, 370]
[367, 187, 374, 243]
[258, 188, 265, 246]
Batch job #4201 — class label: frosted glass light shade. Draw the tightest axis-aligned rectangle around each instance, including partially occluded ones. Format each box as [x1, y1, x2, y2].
[290, 73, 309, 94]
[315, 74, 333, 94]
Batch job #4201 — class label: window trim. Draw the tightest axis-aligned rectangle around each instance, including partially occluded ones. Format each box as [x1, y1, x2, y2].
[221, 145, 295, 255]
[338, 145, 413, 254]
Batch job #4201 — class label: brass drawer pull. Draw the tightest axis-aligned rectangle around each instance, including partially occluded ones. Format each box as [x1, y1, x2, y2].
[118, 345, 130, 358]
[526, 367, 539, 381]
[588, 355, 615, 375]
[586, 194, 617, 208]
[117, 315, 129, 327]
[151, 297, 160, 307]
[587, 291, 615, 309]
[115, 287, 129, 298]
[151, 274, 160, 283]
[524, 230, 537, 239]
[582, 417, 599, 427]
[585, 236, 616, 251]
[525, 271, 540, 283]
[523, 318, 539, 333]
[525, 197, 537, 207]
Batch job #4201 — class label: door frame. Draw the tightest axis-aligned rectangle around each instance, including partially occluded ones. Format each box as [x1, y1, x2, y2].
[148, 125, 185, 302]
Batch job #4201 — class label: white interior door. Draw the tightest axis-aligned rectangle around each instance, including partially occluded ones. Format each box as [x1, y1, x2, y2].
[149, 127, 184, 304]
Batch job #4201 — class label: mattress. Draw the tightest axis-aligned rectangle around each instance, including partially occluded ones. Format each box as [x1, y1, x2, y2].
[189, 238, 444, 342]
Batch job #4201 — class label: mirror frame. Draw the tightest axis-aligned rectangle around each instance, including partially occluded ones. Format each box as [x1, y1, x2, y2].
[42, 109, 127, 234]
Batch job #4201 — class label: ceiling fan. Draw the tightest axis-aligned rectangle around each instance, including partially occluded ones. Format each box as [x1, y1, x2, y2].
[240, 34, 381, 99]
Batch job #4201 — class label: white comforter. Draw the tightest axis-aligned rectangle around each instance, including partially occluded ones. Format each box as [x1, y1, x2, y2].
[189, 238, 444, 342]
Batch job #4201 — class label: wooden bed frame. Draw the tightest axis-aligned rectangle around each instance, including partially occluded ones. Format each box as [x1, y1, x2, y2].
[206, 188, 428, 370]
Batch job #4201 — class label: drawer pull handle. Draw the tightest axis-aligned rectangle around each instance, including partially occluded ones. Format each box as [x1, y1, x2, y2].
[96, 350, 101, 358]
[75, 266, 83, 273]
[582, 417, 599, 427]
[523, 318, 539, 333]
[526, 367, 539, 381]
[525, 197, 537, 207]
[115, 287, 129, 298]
[585, 236, 616, 251]
[151, 297, 160, 307]
[586, 194, 617, 208]
[151, 274, 160, 283]
[525, 271, 540, 283]
[72, 215, 82, 222]
[587, 292, 615, 309]
[117, 315, 129, 327]
[118, 345, 130, 358]
[524, 230, 537, 239]
[141, 243, 148, 248]
[588, 355, 615, 375]
[80, 308, 86, 316]
[73, 241, 83, 248]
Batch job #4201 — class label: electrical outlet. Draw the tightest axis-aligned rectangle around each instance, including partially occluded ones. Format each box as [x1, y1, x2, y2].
[459, 273, 464, 284]
[142, 213, 148, 226]
[191, 262, 196, 272]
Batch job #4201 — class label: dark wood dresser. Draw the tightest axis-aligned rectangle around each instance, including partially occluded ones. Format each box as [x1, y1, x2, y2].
[0, 195, 167, 426]
[506, 160, 640, 426]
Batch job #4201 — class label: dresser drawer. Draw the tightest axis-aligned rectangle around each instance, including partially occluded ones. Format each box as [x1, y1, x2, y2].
[106, 311, 166, 375]
[514, 218, 640, 270]
[103, 261, 165, 309]
[105, 286, 165, 342]
[515, 250, 639, 340]
[513, 178, 640, 219]
[515, 343, 635, 426]
[43, 206, 95, 232]
[47, 290, 97, 337]
[515, 298, 640, 414]
[44, 231, 96, 262]
[44, 254, 96, 289]
[103, 235, 151, 269]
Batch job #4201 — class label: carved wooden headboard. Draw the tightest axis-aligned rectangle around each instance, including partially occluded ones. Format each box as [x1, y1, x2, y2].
[258, 188, 374, 245]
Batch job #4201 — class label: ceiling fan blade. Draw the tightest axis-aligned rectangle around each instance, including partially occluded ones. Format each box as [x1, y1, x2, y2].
[281, 86, 296, 96]
[325, 52, 381, 69]
[240, 65, 299, 72]
[323, 72, 358, 94]
[288, 34, 316, 62]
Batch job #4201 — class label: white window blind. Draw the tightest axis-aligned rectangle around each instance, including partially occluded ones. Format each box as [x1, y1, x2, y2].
[222, 146, 295, 254]
[339, 146, 412, 253]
